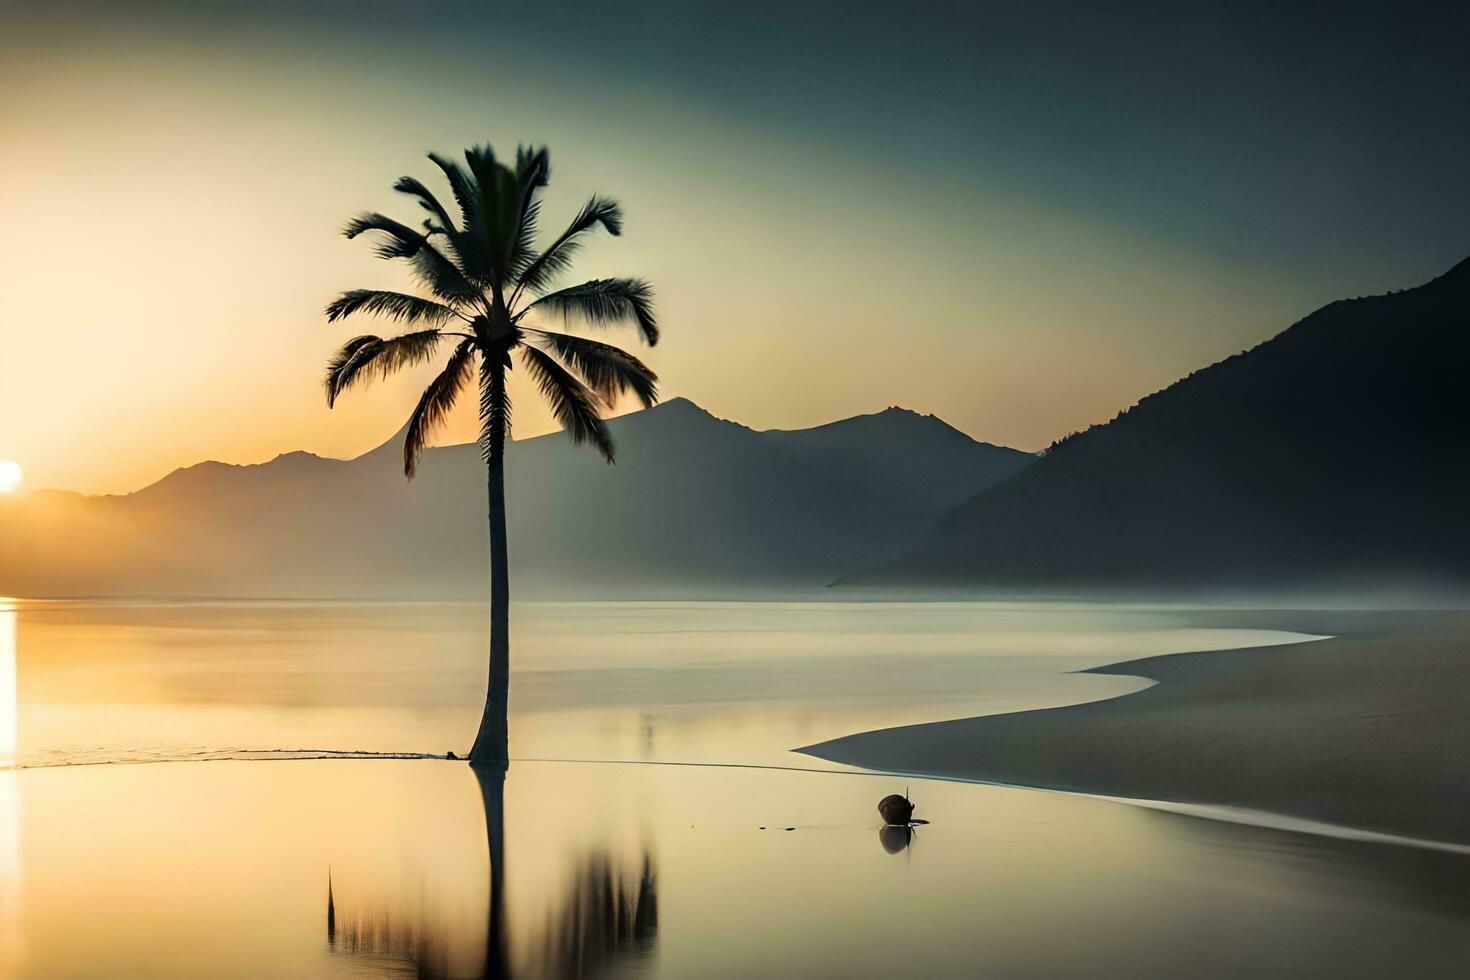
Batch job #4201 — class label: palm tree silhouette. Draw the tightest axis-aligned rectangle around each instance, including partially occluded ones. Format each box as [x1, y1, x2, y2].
[323, 143, 659, 763]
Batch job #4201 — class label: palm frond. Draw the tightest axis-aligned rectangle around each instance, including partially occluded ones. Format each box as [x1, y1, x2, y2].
[507, 146, 550, 275]
[343, 212, 426, 258]
[515, 145, 550, 189]
[471, 146, 527, 283]
[513, 195, 623, 295]
[325, 289, 461, 326]
[519, 346, 614, 461]
[525, 329, 658, 407]
[343, 212, 480, 303]
[508, 199, 541, 279]
[407, 246, 482, 303]
[428, 152, 491, 278]
[526, 278, 658, 345]
[323, 335, 379, 407]
[428, 153, 482, 237]
[392, 176, 458, 237]
[478, 355, 512, 463]
[511, 144, 546, 185]
[323, 330, 445, 407]
[463, 143, 555, 285]
[403, 339, 476, 478]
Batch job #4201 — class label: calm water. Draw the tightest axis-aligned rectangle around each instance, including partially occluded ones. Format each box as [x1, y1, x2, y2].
[2, 599, 1467, 978]
[4, 599, 1305, 769]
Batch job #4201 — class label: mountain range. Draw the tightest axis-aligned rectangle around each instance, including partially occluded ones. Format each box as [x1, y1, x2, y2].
[0, 399, 1030, 598]
[9, 257, 1470, 599]
[845, 256, 1470, 592]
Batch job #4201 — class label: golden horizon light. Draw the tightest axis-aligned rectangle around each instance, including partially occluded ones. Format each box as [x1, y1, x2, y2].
[0, 462, 20, 495]
[0, 600, 13, 766]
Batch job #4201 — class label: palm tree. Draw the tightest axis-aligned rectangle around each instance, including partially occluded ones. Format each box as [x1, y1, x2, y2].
[323, 144, 660, 764]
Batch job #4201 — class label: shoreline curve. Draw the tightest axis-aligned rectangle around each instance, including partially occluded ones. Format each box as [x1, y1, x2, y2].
[798, 608, 1470, 848]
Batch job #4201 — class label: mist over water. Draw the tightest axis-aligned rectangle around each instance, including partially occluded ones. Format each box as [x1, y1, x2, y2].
[7, 598, 1309, 769]
[3, 599, 1466, 978]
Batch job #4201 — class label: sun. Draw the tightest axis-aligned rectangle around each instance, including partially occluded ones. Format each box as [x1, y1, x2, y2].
[0, 461, 21, 494]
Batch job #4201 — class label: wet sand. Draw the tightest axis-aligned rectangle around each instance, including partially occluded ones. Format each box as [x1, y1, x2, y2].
[801, 609, 1470, 846]
[5, 602, 1470, 975]
[7, 757, 1470, 978]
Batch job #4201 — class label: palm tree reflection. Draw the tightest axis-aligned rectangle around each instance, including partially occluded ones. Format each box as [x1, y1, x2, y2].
[530, 852, 657, 978]
[326, 763, 657, 979]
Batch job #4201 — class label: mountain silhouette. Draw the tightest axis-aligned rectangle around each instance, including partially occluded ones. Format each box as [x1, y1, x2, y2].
[0, 399, 1029, 598]
[843, 257, 1470, 592]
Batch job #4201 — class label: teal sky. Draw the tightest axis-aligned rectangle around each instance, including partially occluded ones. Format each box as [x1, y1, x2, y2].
[2, 1, 1467, 493]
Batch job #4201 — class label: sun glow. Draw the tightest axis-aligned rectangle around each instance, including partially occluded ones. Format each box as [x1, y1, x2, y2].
[0, 600, 14, 977]
[0, 601, 13, 766]
[0, 462, 20, 494]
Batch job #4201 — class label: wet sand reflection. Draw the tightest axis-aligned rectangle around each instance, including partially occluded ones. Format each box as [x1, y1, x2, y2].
[326, 763, 657, 979]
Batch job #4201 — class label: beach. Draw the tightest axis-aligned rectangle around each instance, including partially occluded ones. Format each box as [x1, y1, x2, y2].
[802, 609, 1470, 847]
[4, 600, 1470, 976]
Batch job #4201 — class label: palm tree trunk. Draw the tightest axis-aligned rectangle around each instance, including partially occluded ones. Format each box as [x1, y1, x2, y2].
[469, 448, 510, 763]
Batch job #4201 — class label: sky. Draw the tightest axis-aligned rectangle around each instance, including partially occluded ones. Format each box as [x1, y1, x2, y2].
[1, 0, 1467, 494]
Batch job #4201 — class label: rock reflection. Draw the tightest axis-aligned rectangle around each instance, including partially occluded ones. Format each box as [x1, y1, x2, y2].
[878, 825, 914, 855]
[326, 763, 658, 979]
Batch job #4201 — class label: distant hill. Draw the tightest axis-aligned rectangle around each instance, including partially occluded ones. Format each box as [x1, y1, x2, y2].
[843, 257, 1470, 592]
[0, 399, 1030, 598]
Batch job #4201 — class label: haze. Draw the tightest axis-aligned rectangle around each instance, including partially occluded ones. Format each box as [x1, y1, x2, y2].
[2, 1, 1466, 494]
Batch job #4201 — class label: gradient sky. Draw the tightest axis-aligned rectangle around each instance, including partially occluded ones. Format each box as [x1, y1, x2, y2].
[2, 0, 1467, 494]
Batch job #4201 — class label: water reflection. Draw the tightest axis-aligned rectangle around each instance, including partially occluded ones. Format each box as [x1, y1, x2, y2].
[524, 851, 657, 979]
[878, 825, 914, 855]
[326, 763, 658, 979]
[5, 598, 1467, 978]
[6, 758, 1470, 977]
[1138, 804, 1470, 921]
[0, 601, 17, 976]
[1, 599, 15, 767]
[326, 887, 455, 977]
[8, 598, 1314, 770]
